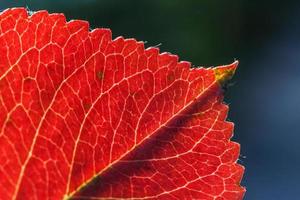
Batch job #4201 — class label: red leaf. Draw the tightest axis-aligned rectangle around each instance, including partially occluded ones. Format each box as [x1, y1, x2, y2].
[0, 8, 245, 200]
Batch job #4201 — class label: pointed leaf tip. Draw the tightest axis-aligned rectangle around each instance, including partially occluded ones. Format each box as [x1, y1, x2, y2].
[214, 61, 238, 86]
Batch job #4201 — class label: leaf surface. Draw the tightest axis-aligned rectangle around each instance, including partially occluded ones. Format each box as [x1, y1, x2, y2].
[0, 8, 245, 200]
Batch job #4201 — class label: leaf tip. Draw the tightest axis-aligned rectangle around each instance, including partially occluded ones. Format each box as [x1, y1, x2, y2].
[214, 61, 238, 86]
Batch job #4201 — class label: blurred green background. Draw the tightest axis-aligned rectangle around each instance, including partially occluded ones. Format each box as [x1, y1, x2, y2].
[1, 0, 300, 199]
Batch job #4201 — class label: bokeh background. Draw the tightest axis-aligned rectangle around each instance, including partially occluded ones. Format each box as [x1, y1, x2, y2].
[1, 1, 299, 199]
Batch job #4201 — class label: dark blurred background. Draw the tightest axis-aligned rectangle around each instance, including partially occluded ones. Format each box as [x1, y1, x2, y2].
[1, 1, 299, 199]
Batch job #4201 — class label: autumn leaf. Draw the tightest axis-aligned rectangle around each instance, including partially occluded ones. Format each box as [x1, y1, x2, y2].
[0, 8, 245, 200]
